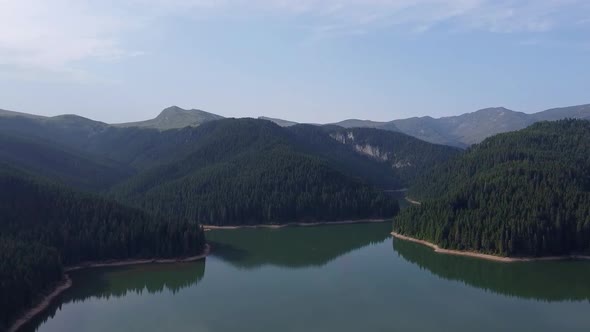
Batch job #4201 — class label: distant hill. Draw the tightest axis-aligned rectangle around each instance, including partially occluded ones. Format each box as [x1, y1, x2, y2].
[114, 106, 224, 130]
[532, 104, 590, 122]
[391, 107, 532, 147]
[0, 109, 45, 119]
[393, 119, 590, 257]
[387, 116, 458, 147]
[0, 132, 131, 190]
[388, 104, 590, 147]
[330, 119, 389, 129]
[259, 116, 298, 127]
[252, 104, 590, 148]
[2, 103, 589, 147]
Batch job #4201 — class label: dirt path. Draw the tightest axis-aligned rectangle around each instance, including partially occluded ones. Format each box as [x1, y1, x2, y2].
[391, 232, 590, 263]
[9, 244, 210, 332]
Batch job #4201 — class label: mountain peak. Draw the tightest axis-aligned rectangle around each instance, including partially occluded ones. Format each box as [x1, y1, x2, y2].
[473, 107, 513, 114]
[161, 105, 184, 112]
[159, 106, 206, 115]
[259, 116, 298, 127]
[114, 106, 224, 130]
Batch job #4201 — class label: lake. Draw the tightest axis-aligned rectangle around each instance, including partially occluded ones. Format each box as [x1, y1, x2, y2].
[23, 222, 590, 332]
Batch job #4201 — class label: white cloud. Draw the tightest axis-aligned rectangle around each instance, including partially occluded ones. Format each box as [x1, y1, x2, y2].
[0, 0, 587, 76]
[0, 1, 138, 71]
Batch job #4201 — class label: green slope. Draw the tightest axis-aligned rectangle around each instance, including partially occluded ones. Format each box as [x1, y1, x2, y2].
[0, 133, 132, 191]
[393, 120, 590, 257]
[0, 167, 206, 330]
[112, 119, 399, 225]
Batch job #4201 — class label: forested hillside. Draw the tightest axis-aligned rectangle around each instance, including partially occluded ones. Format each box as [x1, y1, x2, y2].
[286, 124, 401, 188]
[393, 120, 590, 257]
[0, 115, 400, 226]
[325, 127, 461, 186]
[0, 168, 206, 331]
[112, 119, 399, 225]
[0, 133, 131, 191]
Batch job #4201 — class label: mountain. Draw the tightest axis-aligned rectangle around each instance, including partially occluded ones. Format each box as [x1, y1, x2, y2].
[3, 103, 590, 148]
[389, 104, 590, 147]
[385, 116, 458, 147]
[0, 112, 409, 192]
[0, 113, 225, 175]
[532, 104, 590, 122]
[0, 167, 206, 331]
[325, 127, 462, 186]
[390, 107, 533, 148]
[393, 119, 590, 257]
[114, 106, 224, 130]
[330, 119, 389, 129]
[0, 132, 131, 190]
[256, 104, 590, 148]
[0, 108, 45, 119]
[112, 119, 399, 226]
[0, 112, 110, 149]
[259, 116, 298, 127]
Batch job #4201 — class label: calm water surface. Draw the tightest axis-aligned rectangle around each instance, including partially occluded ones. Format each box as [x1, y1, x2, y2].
[24, 223, 590, 332]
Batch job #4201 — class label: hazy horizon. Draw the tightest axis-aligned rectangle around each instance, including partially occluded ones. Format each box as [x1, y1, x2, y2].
[1, 1, 589, 123]
[3, 102, 590, 125]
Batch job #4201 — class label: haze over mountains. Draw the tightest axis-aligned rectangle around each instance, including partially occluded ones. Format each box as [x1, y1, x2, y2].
[3, 103, 588, 148]
[275, 104, 590, 147]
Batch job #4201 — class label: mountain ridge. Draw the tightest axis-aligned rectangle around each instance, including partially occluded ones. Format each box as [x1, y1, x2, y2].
[2, 103, 589, 147]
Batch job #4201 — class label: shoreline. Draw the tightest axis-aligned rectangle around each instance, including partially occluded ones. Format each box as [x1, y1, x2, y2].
[9, 244, 210, 332]
[404, 197, 422, 205]
[7, 275, 73, 332]
[66, 244, 210, 272]
[391, 232, 590, 263]
[203, 219, 389, 230]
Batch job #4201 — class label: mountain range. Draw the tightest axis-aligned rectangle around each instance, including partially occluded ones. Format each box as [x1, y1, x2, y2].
[4, 103, 588, 148]
[275, 104, 590, 147]
[2, 101, 590, 329]
[2, 111, 462, 225]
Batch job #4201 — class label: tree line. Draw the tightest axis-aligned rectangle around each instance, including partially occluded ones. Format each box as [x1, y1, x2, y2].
[394, 120, 590, 257]
[0, 167, 206, 330]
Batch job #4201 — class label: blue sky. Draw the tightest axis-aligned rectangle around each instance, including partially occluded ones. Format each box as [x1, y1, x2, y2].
[0, 0, 589, 123]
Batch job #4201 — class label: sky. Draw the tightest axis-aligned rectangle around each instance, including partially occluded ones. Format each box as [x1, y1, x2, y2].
[0, 0, 589, 124]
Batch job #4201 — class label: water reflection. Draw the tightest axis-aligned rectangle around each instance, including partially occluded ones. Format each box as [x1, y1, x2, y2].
[21, 261, 206, 332]
[392, 238, 590, 302]
[207, 222, 391, 269]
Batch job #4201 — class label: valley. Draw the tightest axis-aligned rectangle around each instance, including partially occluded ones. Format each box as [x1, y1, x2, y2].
[1, 106, 589, 332]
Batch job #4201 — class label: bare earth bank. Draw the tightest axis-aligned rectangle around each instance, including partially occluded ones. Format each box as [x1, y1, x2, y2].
[8, 244, 210, 332]
[203, 219, 389, 230]
[391, 232, 590, 263]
